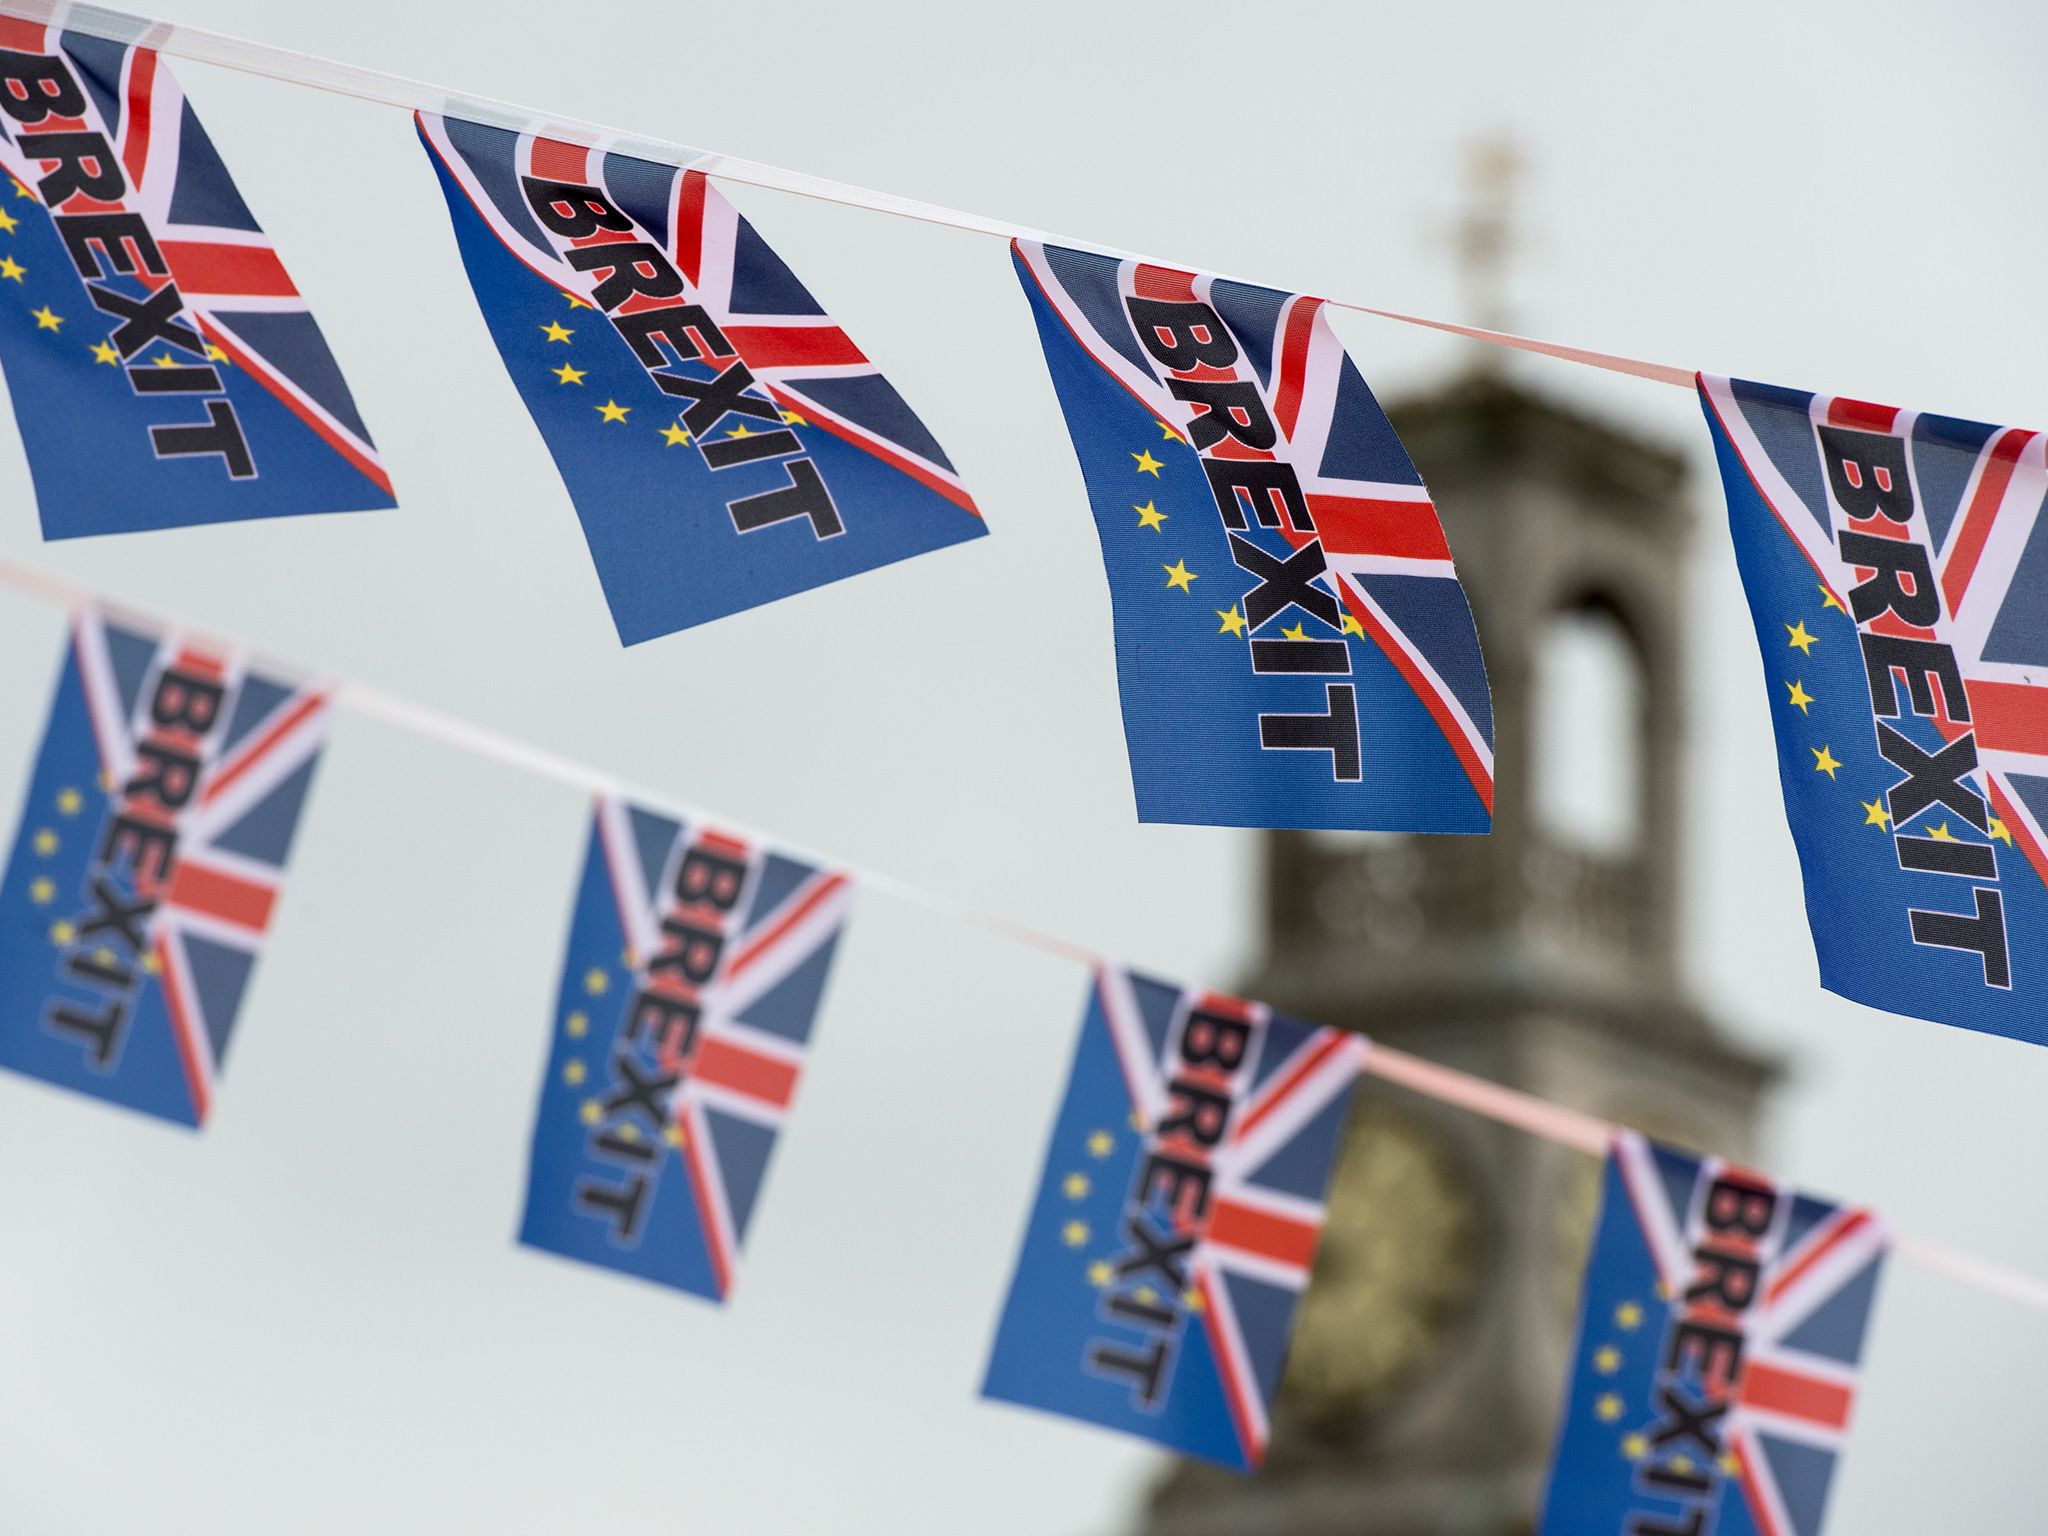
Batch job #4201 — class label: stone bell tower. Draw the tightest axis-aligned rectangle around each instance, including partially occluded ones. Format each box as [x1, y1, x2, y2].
[1137, 370, 1778, 1536]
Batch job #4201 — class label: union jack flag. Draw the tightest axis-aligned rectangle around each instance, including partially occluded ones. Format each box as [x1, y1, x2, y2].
[1702, 374, 2048, 1042]
[521, 795, 852, 1300]
[0, 21, 392, 538]
[1539, 1130, 1887, 1536]
[0, 607, 329, 1127]
[982, 964, 1365, 1471]
[417, 112, 985, 644]
[1012, 240, 1492, 831]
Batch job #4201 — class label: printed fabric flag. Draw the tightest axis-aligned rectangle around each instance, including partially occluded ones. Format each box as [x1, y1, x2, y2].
[522, 796, 853, 1300]
[983, 964, 1366, 1470]
[0, 608, 329, 1126]
[1540, 1130, 1888, 1536]
[416, 113, 986, 644]
[1012, 241, 1493, 831]
[0, 22, 392, 538]
[1702, 375, 2048, 1043]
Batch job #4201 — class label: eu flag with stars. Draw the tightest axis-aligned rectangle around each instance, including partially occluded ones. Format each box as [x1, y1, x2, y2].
[417, 113, 985, 644]
[983, 964, 1365, 1470]
[1012, 241, 1492, 831]
[1702, 374, 2048, 1043]
[0, 22, 392, 538]
[1539, 1130, 1886, 1536]
[0, 608, 330, 1126]
[522, 796, 853, 1300]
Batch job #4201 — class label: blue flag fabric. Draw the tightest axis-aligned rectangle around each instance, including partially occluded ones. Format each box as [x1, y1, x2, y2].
[0, 608, 329, 1126]
[1702, 374, 2048, 1043]
[417, 114, 986, 644]
[522, 797, 852, 1300]
[982, 965, 1365, 1471]
[0, 22, 392, 538]
[1011, 241, 1493, 830]
[1539, 1130, 1886, 1536]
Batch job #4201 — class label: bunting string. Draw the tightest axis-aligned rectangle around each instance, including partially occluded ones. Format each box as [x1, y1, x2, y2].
[0, 0, 1697, 390]
[0, 551, 2039, 1314]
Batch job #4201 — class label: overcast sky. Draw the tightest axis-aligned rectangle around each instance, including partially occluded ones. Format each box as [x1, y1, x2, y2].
[0, 2, 2044, 1532]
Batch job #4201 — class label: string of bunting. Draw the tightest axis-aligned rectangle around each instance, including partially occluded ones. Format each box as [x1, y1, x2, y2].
[0, 4, 2041, 1527]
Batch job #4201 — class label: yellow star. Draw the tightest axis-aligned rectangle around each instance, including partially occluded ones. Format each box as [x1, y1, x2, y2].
[12, 178, 29, 199]
[1621, 1433, 1650, 1460]
[565, 1010, 588, 1037]
[0, 207, 16, 233]
[1991, 817, 2013, 846]
[660, 421, 691, 446]
[562, 1059, 586, 1087]
[1135, 1285, 1159, 1307]
[539, 319, 574, 343]
[1786, 620, 1817, 654]
[1062, 1219, 1090, 1248]
[1134, 500, 1167, 532]
[563, 292, 592, 309]
[49, 919, 75, 945]
[665, 1123, 685, 1147]
[584, 967, 609, 995]
[1086, 1129, 1114, 1158]
[553, 362, 586, 385]
[596, 399, 630, 423]
[1813, 745, 1842, 779]
[616, 1122, 641, 1143]
[580, 1099, 602, 1125]
[31, 304, 61, 331]
[1182, 1288, 1205, 1313]
[205, 344, 229, 365]
[724, 422, 754, 437]
[1785, 679, 1814, 714]
[140, 951, 160, 974]
[1128, 1109, 1143, 1130]
[55, 788, 81, 816]
[1670, 1455, 1696, 1475]
[1087, 1260, 1114, 1287]
[92, 947, 115, 968]
[1156, 419, 1179, 441]
[1132, 448, 1164, 477]
[1927, 821, 1958, 841]
[32, 829, 55, 856]
[1613, 1301, 1643, 1331]
[780, 409, 806, 425]
[1340, 612, 1364, 637]
[1216, 605, 1247, 638]
[0, 255, 23, 282]
[151, 353, 181, 367]
[1593, 1346, 1622, 1375]
[90, 340, 118, 364]
[1717, 1453, 1742, 1477]
[1594, 1394, 1624, 1424]
[1281, 622, 1309, 641]
[1819, 584, 1846, 613]
[1862, 799, 1891, 829]
[28, 876, 53, 904]
[1163, 559, 1197, 591]
[1062, 1172, 1090, 1200]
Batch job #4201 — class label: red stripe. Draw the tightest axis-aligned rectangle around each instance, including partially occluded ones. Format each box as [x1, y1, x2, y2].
[0, 18, 47, 50]
[201, 322, 392, 495]
[692, 1037, 798, 1110]
[1965, 679, 2048, 755]
[676, 1111, 732, 1297]
[527, 137, 588, 185]
[725, 325, 866, 370]
[1826, 396, 1900, 434]
[154, 932, 212, 1126]
[1347, 588, 1495, 812]
[1765, 1208, 1871, 1304]
[202, 691, 325, 807]
[1740, 1360, 1853, 1430]
[159, 241, 298, 298]
[1940, 427, 2033, 617]
[1306, 494, 1453, 562]
[1207, 1198, 1320, 1269]
[167, 860, 277, 932]
[724, 872, 849, 979]
[1132, 265, 1196, 302]
[676, 170, 706, 287]
[1233, 1031, 1349, 1144]
[764, 385, 979, 515]
[1195, 1270, 1265, 1468]
[1271, 296, 1320, 440]
[121, 48, 155, 190]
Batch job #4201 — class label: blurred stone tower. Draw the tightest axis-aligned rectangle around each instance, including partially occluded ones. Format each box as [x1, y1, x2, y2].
[1138, 251, 1776, 1531]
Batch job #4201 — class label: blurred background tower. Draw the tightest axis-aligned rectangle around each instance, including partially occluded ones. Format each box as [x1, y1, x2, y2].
[1138, 139, 1775, 1536]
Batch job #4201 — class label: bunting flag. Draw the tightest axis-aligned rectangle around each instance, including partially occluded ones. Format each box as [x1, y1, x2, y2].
[1540, 1130, 1887, 1536]
[0, 608, 329, 1126]
[1701, 375, 2048, 1043]
[982, 964, 1365, 1471]
[0, 24, 392, 538]
[522, 797, 852, 1299]
[415, 113, 986, 644]
[1011, 241, 1492, 831]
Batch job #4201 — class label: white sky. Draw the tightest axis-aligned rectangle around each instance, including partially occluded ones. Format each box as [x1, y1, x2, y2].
[0, 1, 2043, 1532]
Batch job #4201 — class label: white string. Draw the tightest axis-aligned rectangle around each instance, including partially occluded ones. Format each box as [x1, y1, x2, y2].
[0, 0, 1696, 389]
[0, 557, 2034, 1314]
